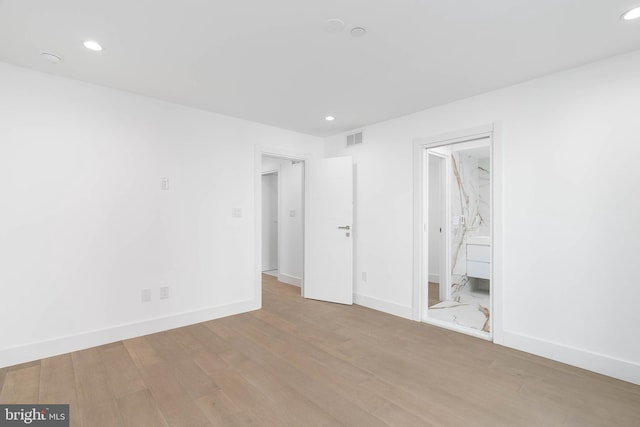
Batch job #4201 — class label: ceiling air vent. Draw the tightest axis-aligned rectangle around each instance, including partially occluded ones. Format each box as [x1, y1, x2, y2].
[346, 131, 364, 147]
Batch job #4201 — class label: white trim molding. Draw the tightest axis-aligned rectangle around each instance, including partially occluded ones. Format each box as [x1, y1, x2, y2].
[502, 331, 640, 386]
[0, 299, 259, 369]
[354, 293, 413, 320]
[278, 273, 302, 287]
[428, 273, 440, 284]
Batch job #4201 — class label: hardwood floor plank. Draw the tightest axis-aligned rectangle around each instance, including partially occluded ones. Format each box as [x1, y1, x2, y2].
[193, 351, 288, 426]
[222, 349, 344, 426]
[171, 358, 218, 400]
[99, 342, 146, 398]
[183, 323, 232, 355]
[0, 368, 7, 393]
[168, 327, 206, 355]
[122, 336, 163, 370]
[194, 390, 253, 426]
[38, 354, 80, 427]
[71, 348, 122, 426]
[137, 362, 211, 427]
[116, 389, 169, 427]
[144, 329, 219, 400]
[0, 364, 40, 403]
[144, 332, 190, 365]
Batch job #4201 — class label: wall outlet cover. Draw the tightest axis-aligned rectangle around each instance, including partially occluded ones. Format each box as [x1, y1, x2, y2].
[141, 288, 151, 302]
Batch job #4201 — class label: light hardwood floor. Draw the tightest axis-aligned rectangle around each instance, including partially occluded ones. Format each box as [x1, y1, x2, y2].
[428, 282, 440, 307]
[1, 274, 639, 426]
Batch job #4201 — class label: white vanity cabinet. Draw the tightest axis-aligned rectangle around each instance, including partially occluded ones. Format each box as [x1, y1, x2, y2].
[466, 236, 490, 280]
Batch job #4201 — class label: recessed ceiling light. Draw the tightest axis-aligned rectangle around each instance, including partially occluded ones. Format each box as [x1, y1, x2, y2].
[350, 27, 367, 38]
[83, 40, 103, 51]
[622, 6, 640, 20]
[325, 116, 335, 121]
[40, 52, 62, 65]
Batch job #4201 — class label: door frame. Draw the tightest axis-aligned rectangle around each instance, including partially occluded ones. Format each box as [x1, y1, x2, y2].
[412, 123, 504, 344]
[254, 145, 312, 308]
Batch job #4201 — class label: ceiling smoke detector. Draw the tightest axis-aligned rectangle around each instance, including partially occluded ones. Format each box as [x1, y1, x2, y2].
[324, 18, 345, 33]
[350, 27, 367, 37]
[40, 52, 62, 64]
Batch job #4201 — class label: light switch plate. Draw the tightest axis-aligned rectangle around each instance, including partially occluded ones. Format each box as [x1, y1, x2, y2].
[161, 177, 169, 190]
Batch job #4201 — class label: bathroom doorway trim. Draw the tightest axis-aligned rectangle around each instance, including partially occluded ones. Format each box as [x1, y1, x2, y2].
[412, 123, 504, 344]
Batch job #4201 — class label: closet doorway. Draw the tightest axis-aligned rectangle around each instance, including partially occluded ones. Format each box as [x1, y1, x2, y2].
[261, 155, 305, 288]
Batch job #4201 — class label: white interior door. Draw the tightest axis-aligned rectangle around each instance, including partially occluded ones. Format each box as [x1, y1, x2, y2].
[304, 156, 353, 305]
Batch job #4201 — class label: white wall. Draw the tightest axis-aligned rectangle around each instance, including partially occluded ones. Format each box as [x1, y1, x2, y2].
[0, 62, 323, 367]
[279, 161, 304, 283]
[325, 50, 640, 384]
[261, 157, 304, 285]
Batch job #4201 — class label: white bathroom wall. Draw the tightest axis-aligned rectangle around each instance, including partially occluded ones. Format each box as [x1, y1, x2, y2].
[0, 62, 323, 367]
[325, 49, 640, 384]
[261, 157, 304, 285]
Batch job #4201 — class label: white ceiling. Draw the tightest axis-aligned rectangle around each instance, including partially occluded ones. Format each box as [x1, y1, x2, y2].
[1, 1, 640, 137]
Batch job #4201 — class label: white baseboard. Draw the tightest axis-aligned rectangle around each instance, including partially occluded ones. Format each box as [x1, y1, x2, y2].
[353, 293, 413, 320]
[502, 331, 640, 385]
[0, 299, 259, 369]
[428, 273, 440, 283]
[277, 273, 301, 287]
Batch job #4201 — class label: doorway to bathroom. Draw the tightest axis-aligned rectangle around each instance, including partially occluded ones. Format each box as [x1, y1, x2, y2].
[414, 127, 494, 340]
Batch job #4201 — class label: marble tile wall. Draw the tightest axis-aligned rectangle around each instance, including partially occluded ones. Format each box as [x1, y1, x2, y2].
[450, 149, 490, 293]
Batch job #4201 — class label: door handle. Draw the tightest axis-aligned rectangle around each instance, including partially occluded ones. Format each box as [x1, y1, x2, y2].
[338, 225, 351, 230]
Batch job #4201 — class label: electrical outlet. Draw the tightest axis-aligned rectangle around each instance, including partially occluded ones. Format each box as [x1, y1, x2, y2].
[141, 288, 151, 302]
[232, 207, 242, 218]
[160, 286, 169, 300]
